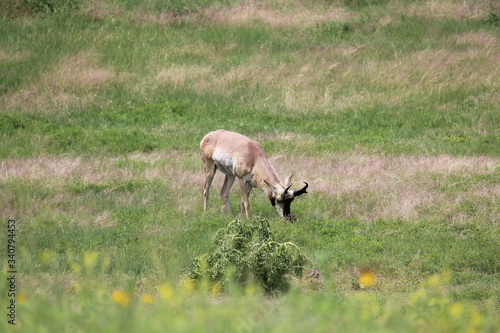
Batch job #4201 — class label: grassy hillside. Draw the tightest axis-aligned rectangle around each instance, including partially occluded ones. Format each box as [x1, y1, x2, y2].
[1, 0, 499, 332]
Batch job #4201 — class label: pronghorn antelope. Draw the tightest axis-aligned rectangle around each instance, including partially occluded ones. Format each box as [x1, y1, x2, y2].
[200, 130, 308, 221]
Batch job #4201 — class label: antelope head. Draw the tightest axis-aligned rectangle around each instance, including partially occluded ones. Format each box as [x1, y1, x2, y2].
[265, 175, 308, 221]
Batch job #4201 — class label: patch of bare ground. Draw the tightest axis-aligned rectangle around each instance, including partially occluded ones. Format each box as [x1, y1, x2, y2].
[1, 153, 498, 223]
[133, 2, 352, 28]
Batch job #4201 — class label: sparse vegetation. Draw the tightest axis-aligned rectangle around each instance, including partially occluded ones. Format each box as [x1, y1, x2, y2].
[0, 0, 499, 332]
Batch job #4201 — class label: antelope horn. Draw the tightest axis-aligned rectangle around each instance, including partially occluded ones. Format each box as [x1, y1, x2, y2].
[293, 182, 308, 197]
[281, 183, 293, 201]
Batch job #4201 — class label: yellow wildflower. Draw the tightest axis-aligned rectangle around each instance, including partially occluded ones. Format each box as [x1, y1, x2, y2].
[159, 284, 174, 301]
[112, 290, 131, 307]
[427, 274, 441, 287]
[211, 282, 222, 297]
[359, 269, 376, 288]
[142, 294, 154, 305]
[73, 282, 82, 294]
[70, 262, 82, 274]
[448, 302, 464, 319]
[183, 279, 196, 294]
[83, 251, 99, 272]
[469, 309, 483, 333]
[18, 294, 26, 304]
[244, 283, 256, 296]
[41, 250, 55, 264]
[409, 288, 426, 305]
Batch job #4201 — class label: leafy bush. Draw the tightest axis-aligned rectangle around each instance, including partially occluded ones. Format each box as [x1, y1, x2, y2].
[189, 218, 307, 295]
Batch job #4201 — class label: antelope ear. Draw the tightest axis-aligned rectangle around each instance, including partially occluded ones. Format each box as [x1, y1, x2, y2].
[283, 174, 294, 188]
[264, 180, 280, 195]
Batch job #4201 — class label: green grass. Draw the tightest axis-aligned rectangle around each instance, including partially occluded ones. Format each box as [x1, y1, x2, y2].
[1, 0, 499, 331]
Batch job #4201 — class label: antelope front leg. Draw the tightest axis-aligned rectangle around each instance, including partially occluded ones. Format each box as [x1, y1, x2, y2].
[239, 179, 252, 218]
[221, 174, 235, 215]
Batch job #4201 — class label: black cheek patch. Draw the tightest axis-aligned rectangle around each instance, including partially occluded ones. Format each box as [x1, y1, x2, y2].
[283, 198, 294, 220]
[269, 195, 276, 207]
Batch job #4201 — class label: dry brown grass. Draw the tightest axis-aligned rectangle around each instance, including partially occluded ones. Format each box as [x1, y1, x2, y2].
[348, 44, 499, 91]
[255, 132, 316, 144]
[45, 52, 116, 88]
[2, 153, 498, 223]
[3, 87, 94, 113]
[0, 156, 115, 182]
[105, 0, 493, 28]
[0, 49, 30, 63]
[1, 52, 118, 113]
[132, 2, 352, 28]
[82, 0, 125, 22]
[456, 31, 500, 47]
[189, 51, 344, 111]
[396, 0, 491, 20]
[177, 29, 499, 112]
[203, 2, 352, 28]
[93, 210, 119, 228]
[194, 61, 291, 94]
[4, 2, 497, 115]
[157, 65, 213, 88]
[0, 152, 201, 186]
[271, 153, 499, 222]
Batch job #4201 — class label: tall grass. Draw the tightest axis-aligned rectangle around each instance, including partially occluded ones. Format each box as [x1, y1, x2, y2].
[1, 262, 498, 332]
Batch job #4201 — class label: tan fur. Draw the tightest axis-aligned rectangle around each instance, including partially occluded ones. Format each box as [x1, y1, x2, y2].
[200, 130, 291, 218]
[201, 130, 284, 189]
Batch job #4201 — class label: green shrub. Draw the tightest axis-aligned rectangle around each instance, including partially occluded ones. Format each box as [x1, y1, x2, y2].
[189, 218, 307, 295]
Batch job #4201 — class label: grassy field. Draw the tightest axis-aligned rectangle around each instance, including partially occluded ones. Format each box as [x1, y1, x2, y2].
[1, 0, 499, 331]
